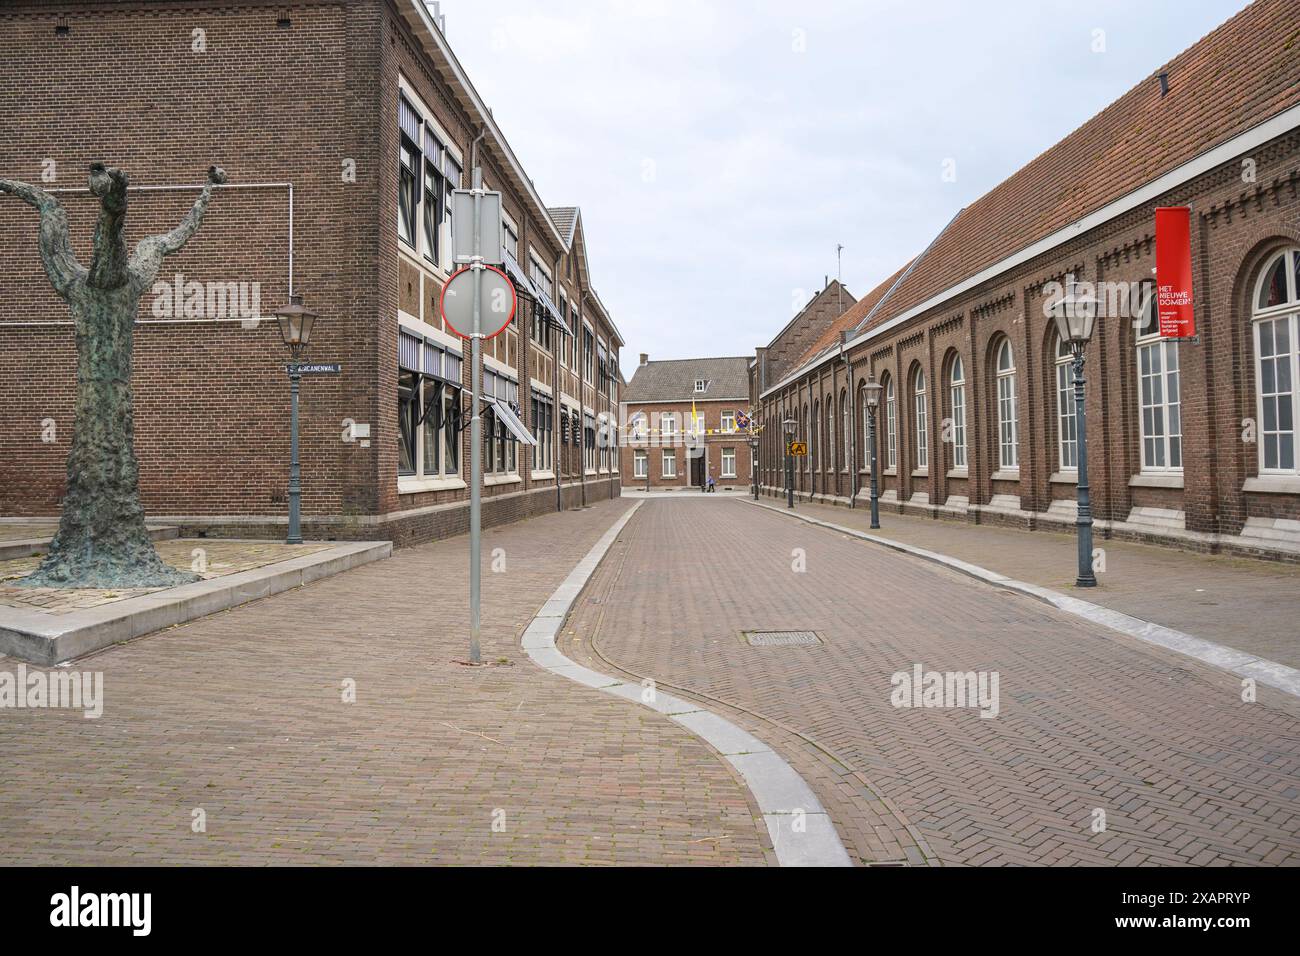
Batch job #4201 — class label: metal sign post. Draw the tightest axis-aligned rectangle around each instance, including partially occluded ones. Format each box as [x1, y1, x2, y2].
[441, 171, 511, 666]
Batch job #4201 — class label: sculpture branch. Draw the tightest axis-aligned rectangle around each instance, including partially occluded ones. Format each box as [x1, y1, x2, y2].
[87, 163, 131, 289]
[0, 177, 87, 299]
[129, 166, 227, 291]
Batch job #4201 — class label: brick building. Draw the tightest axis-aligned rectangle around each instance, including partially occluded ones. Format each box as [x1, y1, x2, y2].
[621, 355, 754, 491]
[752, 0, 1300, 561]
[0, 0, 621, 546]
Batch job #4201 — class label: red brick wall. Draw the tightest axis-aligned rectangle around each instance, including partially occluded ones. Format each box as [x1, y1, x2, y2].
[757, 130, 1300, 556]
[620, 399, 754, 490]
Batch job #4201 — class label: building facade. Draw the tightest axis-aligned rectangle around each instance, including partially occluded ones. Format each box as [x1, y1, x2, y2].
[0, 0, 621, 546]
[621, 355, 754, 491]
[752, 0, 1300, 561]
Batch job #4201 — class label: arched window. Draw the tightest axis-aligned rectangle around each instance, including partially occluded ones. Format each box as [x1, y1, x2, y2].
[1252, 248, 1300, 475]
[860, 383, 871, 471]
[913, 368, 928, 470]
[884, 376, 897, 470]
[1134, 281, 1182, 472]
[811, 399, 820, 472]
[949, 356, 967, 469]
[826, 401, 836, 473]
[995, 339, 1019, 470]
[840, 390, 850, 472]
[1055, 336, 1078, 470]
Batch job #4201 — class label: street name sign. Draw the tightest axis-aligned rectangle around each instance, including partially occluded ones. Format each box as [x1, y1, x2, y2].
[285, 363, 341, 374]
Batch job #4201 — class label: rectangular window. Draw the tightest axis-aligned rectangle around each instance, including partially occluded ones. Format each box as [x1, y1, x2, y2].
[998, 373, 1019, 470]
[695, 379, 707, 393]
[950, 384, 967, 469]
[1057, 360, 1078, 470]
[662, 449, 676, 478]
[1256, 316, 1295, 472]
[721, 411, 736, 433]
[634, 449, 648, 478]
[914, 390, 928, 470]
[885, 388, 897, 470]
[722, 448, 736, 478]
[398, 370, 418, 476]
[1137, 338, 1183, 473]
[583, 328, 595, 381]
[661, 413, 677, 438]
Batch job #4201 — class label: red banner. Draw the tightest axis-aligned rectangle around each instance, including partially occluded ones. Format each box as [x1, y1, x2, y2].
[1155, 206, 1195, 338]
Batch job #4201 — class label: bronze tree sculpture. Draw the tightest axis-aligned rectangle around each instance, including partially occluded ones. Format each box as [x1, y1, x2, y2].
[0, 164, 226, 588]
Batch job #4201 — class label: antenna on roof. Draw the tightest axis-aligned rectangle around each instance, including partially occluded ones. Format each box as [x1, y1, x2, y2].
[426, 2, 447, 34]
[836, 243, 844, 315]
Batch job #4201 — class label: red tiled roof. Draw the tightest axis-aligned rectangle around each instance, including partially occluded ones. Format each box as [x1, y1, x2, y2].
[780, 0, 1300, 388]
[788, 259, 914, 373]
[863, 0, 1300, 334]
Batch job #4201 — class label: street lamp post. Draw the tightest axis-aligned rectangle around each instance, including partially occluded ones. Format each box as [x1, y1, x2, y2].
[275, 293, 318, 546]
[749, 436, 759, 500]
[1051, 282, 1099, 588]
[783, 417, 796, 509]
[863, 377, 883, 530]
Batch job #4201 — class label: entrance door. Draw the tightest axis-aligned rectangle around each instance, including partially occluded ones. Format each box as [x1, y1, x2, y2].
[690, 451, 705, 489]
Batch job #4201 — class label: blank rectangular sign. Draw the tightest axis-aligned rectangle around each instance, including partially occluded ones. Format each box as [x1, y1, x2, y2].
[452, 190, 503, 266]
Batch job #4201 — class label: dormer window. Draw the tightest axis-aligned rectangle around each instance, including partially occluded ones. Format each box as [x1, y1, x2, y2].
[694, 379, 707, 393]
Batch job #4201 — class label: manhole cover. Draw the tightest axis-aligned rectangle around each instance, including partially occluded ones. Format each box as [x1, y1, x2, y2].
[743, 630, 822, 647]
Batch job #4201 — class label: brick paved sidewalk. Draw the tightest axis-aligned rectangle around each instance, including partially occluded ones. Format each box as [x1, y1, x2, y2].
[567, 499, 1300, 866]
[0, 499, 770, 866]
[761, 498, 1300, 670]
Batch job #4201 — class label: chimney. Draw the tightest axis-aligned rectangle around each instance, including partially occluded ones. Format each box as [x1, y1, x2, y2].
[1158, 71, 1169, 97]
[639, 352, 649, 366]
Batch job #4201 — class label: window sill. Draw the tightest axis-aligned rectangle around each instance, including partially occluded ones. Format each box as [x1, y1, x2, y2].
[991, 469, 1021, 482]
[911, 469, 929, 478]
[1050, 470, 1079, 485]
[1130, 473, 1184, 489]
[721, 474, 737, 480]
[947, 468, 969, 479]
[1243, 475, 1300, 494]
[584, 469, 598, 477]
[484, 474, 521, 487]
[884, 469, 897, 477]
[530, 470, 555, 480]
[398, 476, 466, 494]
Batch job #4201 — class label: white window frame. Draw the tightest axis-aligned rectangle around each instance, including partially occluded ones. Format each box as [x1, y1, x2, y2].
[721, 447, 737, 478]
[1133, 287, 1183, 474]
[721, 410, 736, 433]
[634, 449, 648, 478]
[694, 379, 707, 393]
[913, 369, 928, 471]
[884, 378, 897, 471]
[949, 357, 967, 469]
[841, 392, 850, 473]
[1252, 248, 1300, 476]
[662, 448, 677, 478]
[996, 340, 1019, 471]
[1055, 338, 1078, 471]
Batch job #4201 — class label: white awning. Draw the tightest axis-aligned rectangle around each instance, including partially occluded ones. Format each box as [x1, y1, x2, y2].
[489, 397, 537, 446]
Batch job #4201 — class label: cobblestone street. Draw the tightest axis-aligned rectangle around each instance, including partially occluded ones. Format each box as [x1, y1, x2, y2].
[0, 500, 769, 866]
[565, 498, 1300, 866]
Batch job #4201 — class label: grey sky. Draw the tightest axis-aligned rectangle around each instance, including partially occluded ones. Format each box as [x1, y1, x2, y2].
[439, 0, 1247, 378]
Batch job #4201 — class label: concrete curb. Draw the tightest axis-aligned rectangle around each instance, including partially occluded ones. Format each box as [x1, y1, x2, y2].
[0, 540, 392, 664]
[749, 500, 1300, 700]
[0, 524, 179, 561]
[521, 500, 853, 867]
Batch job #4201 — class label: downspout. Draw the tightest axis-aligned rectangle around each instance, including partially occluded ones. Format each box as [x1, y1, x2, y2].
[554, 252, 563, 514]
[842, 331, 856, 508]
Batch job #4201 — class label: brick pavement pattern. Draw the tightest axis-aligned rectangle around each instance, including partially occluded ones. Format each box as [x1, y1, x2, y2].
[0, 499, 769, 866]
[770, 499, 1300, 669]
[565, 498, 1300, 866]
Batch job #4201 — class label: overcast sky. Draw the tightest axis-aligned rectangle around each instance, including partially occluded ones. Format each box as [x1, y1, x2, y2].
[439, 0, 1246, 377]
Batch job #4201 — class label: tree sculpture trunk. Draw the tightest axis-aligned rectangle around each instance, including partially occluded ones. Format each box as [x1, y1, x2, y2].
[0, 164, 226, 588]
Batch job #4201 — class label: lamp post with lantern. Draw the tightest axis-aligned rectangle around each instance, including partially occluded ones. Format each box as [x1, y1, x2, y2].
[1050, 281, 1099, 588]
[863, 377, 883, 529]
[275, 293, 318, 546]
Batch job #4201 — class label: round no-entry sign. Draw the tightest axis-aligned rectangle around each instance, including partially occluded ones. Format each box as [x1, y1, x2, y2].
[439, 265, 517, 340]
